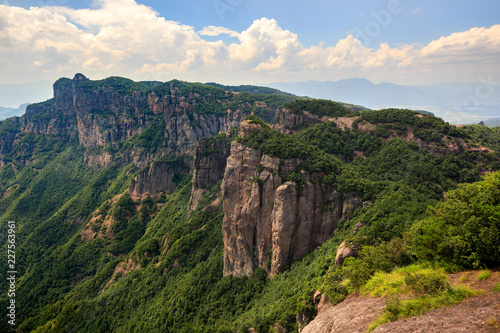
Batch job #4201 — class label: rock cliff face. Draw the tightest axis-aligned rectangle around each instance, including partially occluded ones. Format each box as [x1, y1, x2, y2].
[221, 122, 362, 278]
[188, 136, 231, 213]
[274, 109, 326, 133]
[16, 74, 278, 169]
[128, 159, 190, 200]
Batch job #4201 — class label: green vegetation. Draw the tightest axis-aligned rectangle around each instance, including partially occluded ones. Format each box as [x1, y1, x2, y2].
[284, 99, 357, 117]
[367, 280, 479, 331]
[77, 76, 151, 95]
[1, 88, 499, 333]
[205, 82, 295, 96]
[462, 124, 500, 152]
[405, 172, 500, 268]
[356, 108, 469, 143]
[459, 274, 469, 282]
[477, 270, 491, 281]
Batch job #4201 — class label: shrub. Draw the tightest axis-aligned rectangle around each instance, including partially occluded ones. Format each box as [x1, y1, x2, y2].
[404, 271, 450, 295]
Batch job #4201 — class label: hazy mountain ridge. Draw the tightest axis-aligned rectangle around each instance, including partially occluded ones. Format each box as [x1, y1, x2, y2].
[0, 103, 28, 120]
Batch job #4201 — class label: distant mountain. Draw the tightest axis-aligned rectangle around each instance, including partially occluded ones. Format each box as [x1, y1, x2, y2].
[483, 117, 500, 127]
[266, 78, 443, 107]
[265, 79, 500, 124]
[0, 103, 29, 120]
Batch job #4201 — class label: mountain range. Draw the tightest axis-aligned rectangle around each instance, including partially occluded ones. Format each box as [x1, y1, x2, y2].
[2, 78, 499, 126]
[0, 74, 499, 333]
[0, 104, 29, 121]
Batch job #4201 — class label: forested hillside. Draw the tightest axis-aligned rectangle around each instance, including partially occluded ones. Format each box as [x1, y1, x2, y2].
[0, 75, 499, 332]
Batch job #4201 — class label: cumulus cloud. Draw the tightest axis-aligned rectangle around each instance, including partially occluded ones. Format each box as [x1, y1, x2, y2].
[0, 0, 499, 85]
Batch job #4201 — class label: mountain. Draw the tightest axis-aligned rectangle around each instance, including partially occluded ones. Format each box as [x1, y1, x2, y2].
[483, 117, 500, 127]
[0, 75, 499, 333]
[265, 79, 500, 124]
[0, 103, 29, 120]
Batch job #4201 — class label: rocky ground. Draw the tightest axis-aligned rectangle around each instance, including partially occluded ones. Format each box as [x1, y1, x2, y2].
[303, 269, 500, 333]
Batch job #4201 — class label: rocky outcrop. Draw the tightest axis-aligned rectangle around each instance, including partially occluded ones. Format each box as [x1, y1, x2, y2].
[17, 74, 279, 169]
[128, 160, 190, 200]
[335, 222, 366, 266]
[188, 136, 231, 213]
[274, 109, 326, 133]
[302, 294, 385, 333]
[222, 122, 362, 278]
[335, 241, 362, 266]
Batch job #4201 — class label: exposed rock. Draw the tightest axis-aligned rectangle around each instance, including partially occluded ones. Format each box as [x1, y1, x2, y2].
[188, 136, 231, 214]
[335, 241, 362, 266]
[302, 293, 385, 333]
[313, 291, 330, 314]
[239, 120, 262, 137]
[274, 108, 324, 133]
[188, 188, 205, 214]
[335, 222, 365, 266]
[222, 141, 362, 278]
[329, 116, 361, 130]
[128, 160, 190, 200]
[102, 255, 142, 294]
[16, 75, 278, 169]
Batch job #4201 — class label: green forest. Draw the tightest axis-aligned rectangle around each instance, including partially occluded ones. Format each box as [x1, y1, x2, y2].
[0, 77, 499, 332]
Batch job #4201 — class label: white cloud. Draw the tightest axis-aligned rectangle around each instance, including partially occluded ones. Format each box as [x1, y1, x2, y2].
[0, 0, 499, 85]
[199, 26, 240, 38]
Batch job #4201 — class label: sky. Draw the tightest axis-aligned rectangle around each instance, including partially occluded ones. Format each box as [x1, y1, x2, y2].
[1, 0, 500, 88]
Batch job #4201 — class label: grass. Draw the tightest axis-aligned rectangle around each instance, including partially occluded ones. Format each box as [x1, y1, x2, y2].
[364, 264, 483, 332]
[494, 282, 500, 292]
[477, 270, 491, 281]
[367, 286, 482, 332]
[361, 264, 440, 297]
[458, 275, 469, 283]
[487, 317, 499, 330]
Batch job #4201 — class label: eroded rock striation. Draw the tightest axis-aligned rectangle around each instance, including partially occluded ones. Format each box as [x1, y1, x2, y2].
[222, 122, 362, 278]
[128, 159, 190, 200]
[188, 136, 231, 213]
[14, 74, 280, 169]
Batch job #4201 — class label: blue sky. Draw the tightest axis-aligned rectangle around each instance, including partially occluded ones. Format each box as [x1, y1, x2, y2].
[1, 0, 500, 86]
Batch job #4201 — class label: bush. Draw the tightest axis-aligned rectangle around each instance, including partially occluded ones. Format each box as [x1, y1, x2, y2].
[404, 271, 450, 295]
[343, 239, 412, 291]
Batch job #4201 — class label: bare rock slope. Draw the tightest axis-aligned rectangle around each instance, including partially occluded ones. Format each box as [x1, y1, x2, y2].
[222, 121, 362, 277]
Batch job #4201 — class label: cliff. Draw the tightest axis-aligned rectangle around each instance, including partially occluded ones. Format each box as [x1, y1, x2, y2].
[188, 135, 232, 213]
[11, 74, 286, 169]
[221, 121, 362, 277]
[128, 157, 191, 200]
